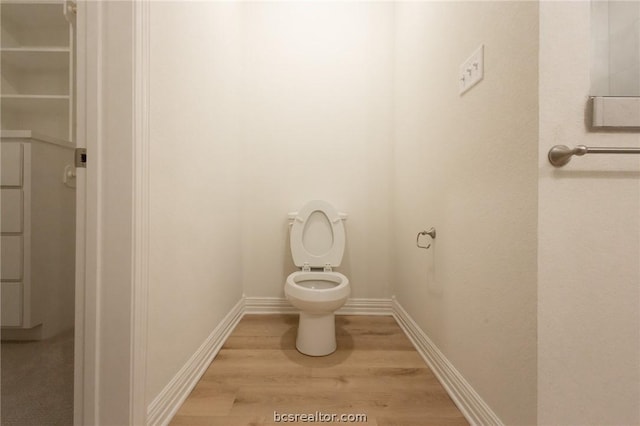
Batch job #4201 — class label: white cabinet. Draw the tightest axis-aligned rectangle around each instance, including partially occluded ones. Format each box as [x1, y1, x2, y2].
[1, 141, 33, 328]
[1, 137, 75, 334]
[1, 188, 23, 232]
[1, 141, 22, 185]
[1, 235, 23, 281]
[1, 282, 22, 326]
[1, 1, 76, 338]
[1, 1, 75, 142]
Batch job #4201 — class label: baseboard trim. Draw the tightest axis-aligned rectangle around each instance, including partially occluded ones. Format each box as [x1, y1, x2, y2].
[146, 298, 244, 426]
[244, 296, 297, 314]
[338, 298, 393, 315]
[391, 297, 503, 426]
[244, 297, 393, 316]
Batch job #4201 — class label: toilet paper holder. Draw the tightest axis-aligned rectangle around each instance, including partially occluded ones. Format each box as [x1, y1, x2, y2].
[416, 228, 436, 250]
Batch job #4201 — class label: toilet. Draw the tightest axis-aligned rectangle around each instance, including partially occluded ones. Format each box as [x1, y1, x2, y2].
[285, 200, 350, 356]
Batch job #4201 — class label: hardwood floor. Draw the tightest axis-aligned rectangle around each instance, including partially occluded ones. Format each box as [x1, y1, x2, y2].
[170, 315, 468, 426]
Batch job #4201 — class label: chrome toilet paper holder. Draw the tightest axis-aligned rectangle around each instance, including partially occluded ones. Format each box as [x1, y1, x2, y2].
[416, 228, 436, 250]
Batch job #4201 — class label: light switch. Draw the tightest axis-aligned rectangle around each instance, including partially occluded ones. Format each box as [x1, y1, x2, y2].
[459, 44, 484, 95]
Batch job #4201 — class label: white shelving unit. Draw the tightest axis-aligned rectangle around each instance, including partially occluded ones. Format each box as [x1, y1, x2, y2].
[1, 0, 75, 142]
[1, 1, 76, 337]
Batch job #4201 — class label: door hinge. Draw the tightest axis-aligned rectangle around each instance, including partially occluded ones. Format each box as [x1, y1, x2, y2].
[75, 148, 87, 168]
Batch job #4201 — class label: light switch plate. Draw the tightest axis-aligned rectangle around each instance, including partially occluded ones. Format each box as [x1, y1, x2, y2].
[459, 44, 484, 95]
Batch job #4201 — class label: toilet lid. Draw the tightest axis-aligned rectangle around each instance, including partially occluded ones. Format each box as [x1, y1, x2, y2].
[290, 200, 345, 268]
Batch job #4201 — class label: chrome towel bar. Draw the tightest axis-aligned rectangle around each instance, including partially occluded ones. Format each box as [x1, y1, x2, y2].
[548, 144, 640, 167]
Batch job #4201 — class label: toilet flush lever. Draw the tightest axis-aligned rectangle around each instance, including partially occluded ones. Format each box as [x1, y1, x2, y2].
[416, 228, 436, 250]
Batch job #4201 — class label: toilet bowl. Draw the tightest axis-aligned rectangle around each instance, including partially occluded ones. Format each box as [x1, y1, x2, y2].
[285, 200, 350, 356]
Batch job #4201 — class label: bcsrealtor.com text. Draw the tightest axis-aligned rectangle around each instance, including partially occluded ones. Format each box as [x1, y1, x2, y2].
[273, 411, 368, 423]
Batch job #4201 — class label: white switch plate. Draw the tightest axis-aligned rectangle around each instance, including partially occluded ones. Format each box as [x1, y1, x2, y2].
[459, 44, 484, 95]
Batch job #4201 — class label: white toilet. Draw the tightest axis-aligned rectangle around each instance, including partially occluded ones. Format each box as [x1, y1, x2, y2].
[285, 200, 350, 356]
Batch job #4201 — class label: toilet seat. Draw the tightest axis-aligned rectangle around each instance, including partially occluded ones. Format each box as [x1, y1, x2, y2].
[290, 200, 345, 270]
[286, 271, 349, 303]
[285, 270, 350, 318]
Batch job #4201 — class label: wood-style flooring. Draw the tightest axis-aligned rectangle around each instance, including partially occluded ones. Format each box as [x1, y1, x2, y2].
[170, 314, 468, 426]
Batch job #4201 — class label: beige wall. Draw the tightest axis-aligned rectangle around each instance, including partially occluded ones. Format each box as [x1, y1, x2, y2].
[241, 2, 394, 299]
[392, 2, 539, 424]
[144, 0, 394, 406]
[538, 3, 640, 424]
[146, 2, 244, 402]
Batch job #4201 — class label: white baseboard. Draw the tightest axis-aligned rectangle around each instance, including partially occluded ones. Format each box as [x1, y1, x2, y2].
[244, 296, 297, 314]
[146, 298, 244, 426]
[391, 297, 503, 426]
[338, 298, 393, 315]
[244, 296, 393, 316]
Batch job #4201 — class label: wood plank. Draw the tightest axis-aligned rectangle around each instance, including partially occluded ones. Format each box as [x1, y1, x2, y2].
[171, 381, 236, 417]
[202, 367, 438, 391]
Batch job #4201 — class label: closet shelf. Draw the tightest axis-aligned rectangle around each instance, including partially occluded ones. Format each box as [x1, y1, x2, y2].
[1, 2, 69, 49]
[1, 49, 69, 70]
[0, 47, 70, 53]
[1, 94, 70, 100]
[1, 130, 73, 149]
[1, 96, 70, 118]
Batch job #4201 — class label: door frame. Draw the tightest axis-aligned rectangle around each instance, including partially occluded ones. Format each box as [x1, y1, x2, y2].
[74, 1, 149, 424]
[131, 0, 151, 423]
[73, 1, 98, 423]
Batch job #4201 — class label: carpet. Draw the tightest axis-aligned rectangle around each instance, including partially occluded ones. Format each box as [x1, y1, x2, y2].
[1, 330, 74, 425]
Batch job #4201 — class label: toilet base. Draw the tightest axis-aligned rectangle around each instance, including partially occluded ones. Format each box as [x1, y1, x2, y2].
[295, 311, 336, 356]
